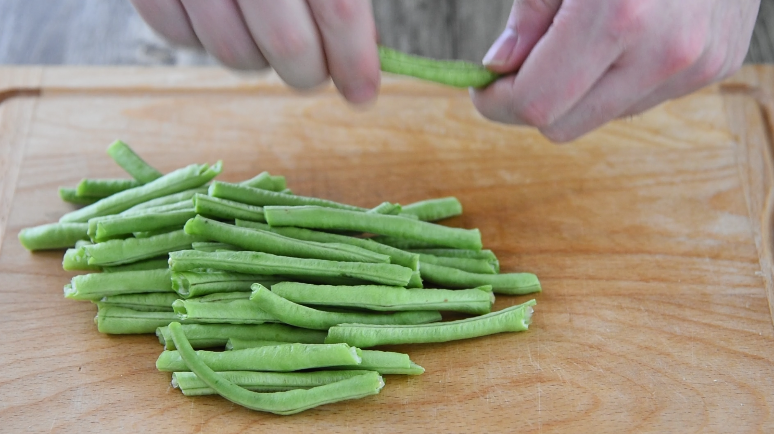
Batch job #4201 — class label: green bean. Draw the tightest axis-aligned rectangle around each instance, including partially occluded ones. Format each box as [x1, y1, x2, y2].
[279, 188, 293, 195]
[76, 178, 141, 197]
[270, 176, 287, 191]
[157, 343, 362, 372]
[106, 139, 163, 183]
[235, 219, 419, 271]
[172, 298, 277, 325]
[169, 250, 414, 287]
[99, 292, 180, 312]
[194, 291, 250, 303]
[250, 284, 442, 330]
[264, 206, 482, 251]
[59, 187, 100, 205]
[419, 262, 541, 295]
[326, 299, 536, 347]
[92, 209, 196, 241]
[226, 339, 425, 375]
[417, 253, 496, 274]
[133, 226, 182, 239]
[370, 236, 440, 250]
[271, 282, 494, 315]
[209, 181, 365, 211]
[408, 248, 499, 262]
[172, 370, 369, 396]
[122, 200, 194, 217]
[191, 241, 240, 252]
[65, 269, 172, 300]
[367, 202, 402, 215]
[18, 223, 89, 251]
[166, 322, 385, 415]
[120, 188, 206, 214]
[102, 257, 169, 273]
[240, 172, 288, 192]
[95, 305, 197, 334]
[171, 270, 283, 298]
[85, 229, 204, 266]
[62, 246, 101, 271]
[59, 162, 222, 223]
[157, 323, 327, 350]
[193, 194, 266, 222]
[401, 197, 463, 221]
[378, 45, 499, 88]
[185, 216, 390, 264]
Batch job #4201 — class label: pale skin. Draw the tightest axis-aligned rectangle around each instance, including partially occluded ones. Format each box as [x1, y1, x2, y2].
[130, 0, 761, 142]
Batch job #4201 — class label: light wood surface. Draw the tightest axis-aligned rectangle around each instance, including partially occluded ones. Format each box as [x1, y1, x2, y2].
[1, 66, 774, 433]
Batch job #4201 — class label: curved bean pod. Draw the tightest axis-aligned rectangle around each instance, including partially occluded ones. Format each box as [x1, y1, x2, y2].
[400, 197, 463, 221]
[172, 370, 369, 396]
[209, 181, 365, 211]
[59, 187, 100, 205]
[193, 194, 266, 222]
[85, 229, 204, 266]
[419, 262, 541, 295]
[378, 45, 499, 88]
[417, 253, 496, 274]
[172, 298, 277, 325]
[106, 139, 163, 184]
[171, 270, 282, 298]
[156, 323, 327, 350]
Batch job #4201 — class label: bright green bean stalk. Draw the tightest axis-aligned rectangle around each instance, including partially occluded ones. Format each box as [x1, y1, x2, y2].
[18, 223, 89, 251]
[263, 205, 482, 251]
[172, 298, 277, 324]
[134, 226, 182, 239]
[171, 270, 282, 298]
[400, 197, 463, 221]
[156, 323, 327, 350]
[62, 246, 101, 271]
[102, 257, 169, 273]
[95, 305, 196, 334]
[240, 172, 287, 192]
[65, 269, 172, 300]
[156, 343, 362, 372]
[120, 187, 206, 214]
[417, 253, 496, 274]
[121, 200, 195, 217]
[185, 216, 389, 264]
[378, 45, 500, 88]
[209, 181, 366, 211]
[194, 292, 250, 303]
[235, 219, 419, 271]
[85, 229, 204, 266]
[370, 235, 440, 250]
[60, 162, 222, 223]
[408, 248, 499, 262]
[92, 209, 196, 241]
[326, 299, 537, 347]
[419, 262, 541, 295]
[194, 194, 267, 222]
[166, 322, 385, 415]
[76, 178, 141, 197]
[168, 250, 415, 287]
[270, 282, 495, 315]
[106, 139, 163, 183]
[191, 242, 240, 252]
[250, 284, 442, 330]
[59, 187, 100, 205]
[367, 202, 402, 215]
[99, 292, 180, 312]
[172, 370, 369, 396]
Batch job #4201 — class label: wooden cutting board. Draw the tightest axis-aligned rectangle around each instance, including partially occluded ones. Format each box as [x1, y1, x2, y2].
[1, 66, 773, 433]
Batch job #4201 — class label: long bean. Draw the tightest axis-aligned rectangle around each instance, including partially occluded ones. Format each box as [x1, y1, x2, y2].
[172, 298, 277, 324]
[92, 209, 196, 241]
[417, 253, 496, 274]
[95, 305, 195, 334]
[156, 343, 362, 372]
[166, 322, 384, 415]
[209, 181, 365, 211]
[191, 242, 239, 252]
[59, 187, 100, 205]
[249, 284, 442, 330]
[18, 223, 89, 251]
[120, 188, 206, 214]
[367, 202, 402, 215]
[370, 235, 440, 250]
[76, 178, 141, 197]
[235, 219, 419, 270]
[420, 262, 541, 295]
[102, 257, 169, 273]
[264, 205, 482, 251]
[121, 200, 194, 217]
[134, 226, 182, 239]
[408, 248, 499, 262]
[156, 323, 327, 350]
[401, 197, 463, 221]
[65, 269, 172, 300]
[59, 162, 222, 223]
[85, 229, 204, 266]
[106, 139, 163, 183]
[186, 216, 389, 264]
[62, 246, 101, 271]
[194, 291, 250, 303]
[172, 370, 369, 396]
[240, 172, 287, 192]
[271, 282, 495, 315]
[326, 299, 536, 347]
[169, 250, 414, 287]
[193, 194, 266, 222]
[378, 45, 499, 88]
[171, 270, 282, 298]
[99, 292, 180, 312]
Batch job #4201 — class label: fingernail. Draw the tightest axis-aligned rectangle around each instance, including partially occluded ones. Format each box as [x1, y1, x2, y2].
[345, 80, 377, 105]
[482, 28, 518, 67]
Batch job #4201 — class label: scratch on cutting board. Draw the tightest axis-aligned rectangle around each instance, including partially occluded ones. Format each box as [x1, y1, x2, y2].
[49, 415, 58, 432]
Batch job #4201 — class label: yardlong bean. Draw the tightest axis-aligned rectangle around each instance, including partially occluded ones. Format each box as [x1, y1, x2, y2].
[249, 284, 442, 330]
[172, 298, 277, 324]
[102, 257, 169, 273]
[93, 209, 196, 241]
[85, 229, 204, 266]
[95, 305, 195, 334]
[65, 269, 172, 300]
[417, 253, 496, 274]
[157, 323, 327, 350]
[401, 197, 463, 221]
[171, 270, 282, 298]
[169, 250, 414, 287]
[59, 187, 100, 205]
[166, 322, 385, 415]
[99, 292, 180, 312]
[106, 139, 163, 183]
[209, 181, 365, 211]
[264, 206, 482, 251]
[191, 242, 239, 253]
[19, 223, 89, 251]
[62, 246, 101, 271]
[378, 45, 499, 88]
[60, 162, 221, 223]
[76, 178, 141, 197]
[120, 188, 206, 214]
[172, 370, 369, 396]
[420, 262, 541, 295]
[194, 194, 266, 222]
[325, 299, 536, 347]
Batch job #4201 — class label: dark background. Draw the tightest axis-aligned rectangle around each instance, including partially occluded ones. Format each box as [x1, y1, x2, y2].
[2, 0, 773, 65]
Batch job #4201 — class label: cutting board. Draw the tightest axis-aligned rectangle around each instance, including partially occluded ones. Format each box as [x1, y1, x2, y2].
[1, 66, 773, 433]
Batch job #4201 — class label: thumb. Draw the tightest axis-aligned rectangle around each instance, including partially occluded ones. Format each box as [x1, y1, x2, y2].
[482, 0, 563, 73]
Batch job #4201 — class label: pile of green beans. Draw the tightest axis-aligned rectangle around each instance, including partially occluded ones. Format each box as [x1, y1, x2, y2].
[20, 140, 541, 415]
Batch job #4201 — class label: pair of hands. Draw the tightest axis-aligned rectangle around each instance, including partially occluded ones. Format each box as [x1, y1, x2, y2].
[131, 0, 760, 142]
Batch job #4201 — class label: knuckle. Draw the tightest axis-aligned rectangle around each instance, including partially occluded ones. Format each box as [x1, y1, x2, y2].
[312, 0, 359, 27]
[263, 27, 313, 60]
[517, 100, 556, 128]
[605, 0, 647, 40]
[661, 35, 705, 76]
[539, 126, 575, 143]
[517, 0, 563, 15]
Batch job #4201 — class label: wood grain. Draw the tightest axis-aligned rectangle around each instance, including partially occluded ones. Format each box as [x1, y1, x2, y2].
[0, 67, 773, 433]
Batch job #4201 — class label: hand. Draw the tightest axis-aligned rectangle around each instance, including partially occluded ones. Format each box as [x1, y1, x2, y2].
[471, 0, 761, 142]
[130, 0, 381, 104]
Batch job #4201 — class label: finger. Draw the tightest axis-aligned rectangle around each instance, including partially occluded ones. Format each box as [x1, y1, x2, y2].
[237, 0, 328, 89]
[130, 0, 201, 48]
[307, 0, 380, 105]
[180, 0, 268, 70]
[482, 0, 563, 73]
[472, 3, 624, 129]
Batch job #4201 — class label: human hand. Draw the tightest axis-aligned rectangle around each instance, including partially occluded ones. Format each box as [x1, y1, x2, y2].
[471, 0, 761, 142]
[130, 0, 381, 104]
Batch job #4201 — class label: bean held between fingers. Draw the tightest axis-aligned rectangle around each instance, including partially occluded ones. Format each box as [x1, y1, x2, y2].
[378, 45, 500, 88]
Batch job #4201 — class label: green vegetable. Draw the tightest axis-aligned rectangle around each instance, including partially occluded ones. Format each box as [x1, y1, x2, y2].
[18, 223, 88, 251]
[76, 178, 141, 197]
[378, 45, 499, 88]
[106, 139, 163, 183]
[209, 181, 365, 211]
[156, 323, 327, 350]
[65, 269, 172, 300]
[99, 292, 180, 312]
[193, 194, 266, 222]
[171, 270, 282, 298]
[172, 370, 369, 396]
[400, 197, 463, 221]
[85, 229, 204, 266]
[172, 298, 277, 325]
[59, 187, 100, 205]
[419, 262, 541, 295]
[95, 305, 196, 334]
